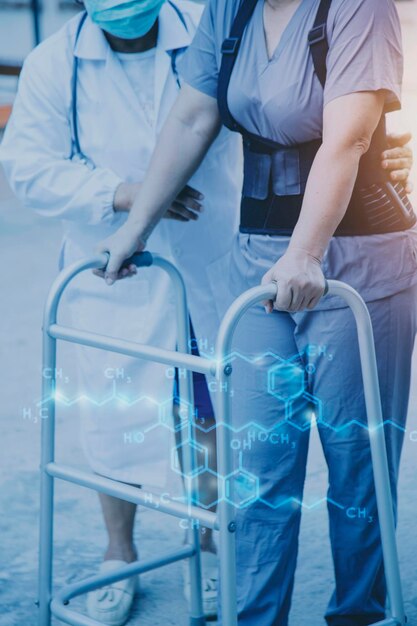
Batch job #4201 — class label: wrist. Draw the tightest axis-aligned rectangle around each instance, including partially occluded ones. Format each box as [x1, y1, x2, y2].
[125, 214, 152, 247]
[128, 202, 168, 243]
[285, 244, 323, 265]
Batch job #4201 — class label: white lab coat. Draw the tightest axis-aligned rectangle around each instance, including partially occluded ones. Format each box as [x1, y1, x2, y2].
[0, 1, 242, 488]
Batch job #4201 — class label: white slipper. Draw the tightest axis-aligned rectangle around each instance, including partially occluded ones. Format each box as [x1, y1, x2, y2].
[86, 560, 138, 626]
[183, 551, 218, 619]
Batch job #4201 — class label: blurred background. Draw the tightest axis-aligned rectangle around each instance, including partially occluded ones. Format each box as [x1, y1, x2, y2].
[0, 1, 416, 625]
[0, 0, 78, 114]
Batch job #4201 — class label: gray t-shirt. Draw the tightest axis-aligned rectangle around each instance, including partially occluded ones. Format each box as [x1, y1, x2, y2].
[179, 0, 417, 306]
[180, 0, 403, 145]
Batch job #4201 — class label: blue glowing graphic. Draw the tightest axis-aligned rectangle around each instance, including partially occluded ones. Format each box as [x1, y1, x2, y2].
[27, 350, 410, 518]
[267, 361, 305, 401]
[172, 439, 209, 478]
[286, 391, 323, 431]
[160, 397, 195, 431]
[224, 469, 259, 509]
[192, 469, 221, 510]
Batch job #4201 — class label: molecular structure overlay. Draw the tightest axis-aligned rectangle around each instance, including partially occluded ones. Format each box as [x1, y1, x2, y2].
[23, 339, 414, 529]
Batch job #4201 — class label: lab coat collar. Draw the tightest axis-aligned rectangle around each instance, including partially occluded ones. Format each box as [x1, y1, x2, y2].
[73, 1, 192, 61]
[73, 14, 108, 61]
[157, 0, 193, 53]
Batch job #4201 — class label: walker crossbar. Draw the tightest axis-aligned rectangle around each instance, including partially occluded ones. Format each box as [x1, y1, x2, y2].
[48, 324, 214, 376]
[50, 548, 195, 626]
[46, 462, 218, 529]
[38, 253, 406, 626]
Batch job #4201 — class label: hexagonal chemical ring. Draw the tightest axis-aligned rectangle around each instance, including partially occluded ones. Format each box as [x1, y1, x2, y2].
[159, 397, 195, 432]
[192, 469, 224, 510]
[286, 391, 323, 430]
[171, 439, 209, 478]
[224, 469, 259, 509]
[268, 361, 305, 401]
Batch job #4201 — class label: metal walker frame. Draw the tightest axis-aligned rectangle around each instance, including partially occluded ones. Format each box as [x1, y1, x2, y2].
[38, 252, 406, 626]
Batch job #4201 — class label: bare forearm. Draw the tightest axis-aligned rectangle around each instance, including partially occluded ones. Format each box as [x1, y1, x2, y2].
[288, 143, 362, 260]
[127, 93, 221, 239]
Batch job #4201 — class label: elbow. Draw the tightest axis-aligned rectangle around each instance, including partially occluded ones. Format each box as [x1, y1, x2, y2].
[177, 108, 220, 142]
[350, 134, 372, 157]
[173, 88, 221, 142]
[322, 133, 372, 164]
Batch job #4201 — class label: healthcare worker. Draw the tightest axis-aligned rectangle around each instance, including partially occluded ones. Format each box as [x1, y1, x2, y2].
[94, 0, 417, 624]
[0, 0, 244, 623]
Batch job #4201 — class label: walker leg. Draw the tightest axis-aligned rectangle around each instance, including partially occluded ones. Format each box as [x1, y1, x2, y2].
[184, 443, 205, 624]
[217, 364, 238, 626]
[38, 469, 54, 626]
[38, 333, 57, 626]
[183, 444, 204, 624]
[176, 309, 205, 624]
[218, 499, 238, 626]
[368, 429, 405, 624]
[187, 515, 205, 626]
[337, 285, 406, 625]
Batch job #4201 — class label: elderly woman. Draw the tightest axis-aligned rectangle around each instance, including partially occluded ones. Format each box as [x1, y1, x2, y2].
[97, 0, 417, 624]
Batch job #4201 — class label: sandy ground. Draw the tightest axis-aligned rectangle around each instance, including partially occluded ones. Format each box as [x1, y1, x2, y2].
[1, 2, 417, 625]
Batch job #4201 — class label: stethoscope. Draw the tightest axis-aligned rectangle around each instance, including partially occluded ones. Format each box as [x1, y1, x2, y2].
[71, 2, 188, 170]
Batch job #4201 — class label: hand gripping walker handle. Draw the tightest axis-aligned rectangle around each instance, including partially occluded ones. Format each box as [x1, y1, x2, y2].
[267, 278, 330, 300]
[98, 250, 154, 271]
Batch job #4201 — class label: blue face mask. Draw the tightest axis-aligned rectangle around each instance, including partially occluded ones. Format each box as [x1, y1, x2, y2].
[84, 0, 166, 40]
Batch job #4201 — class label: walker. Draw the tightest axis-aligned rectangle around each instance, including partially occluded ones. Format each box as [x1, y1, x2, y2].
[37, 252, 406, 626]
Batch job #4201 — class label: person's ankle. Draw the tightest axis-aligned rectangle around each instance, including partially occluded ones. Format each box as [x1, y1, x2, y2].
[104, 544, 137, 563]
[200, 538, 217, 554]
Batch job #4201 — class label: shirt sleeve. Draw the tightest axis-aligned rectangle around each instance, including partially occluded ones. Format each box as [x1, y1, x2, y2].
[178, 0, 220, 99]
[324, 0, 403, 113]
[0, 49, 123, 226]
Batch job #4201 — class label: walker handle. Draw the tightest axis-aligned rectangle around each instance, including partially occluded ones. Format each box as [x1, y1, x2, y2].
[123, 251, 154, 268]
[96, 251, 154, 271]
